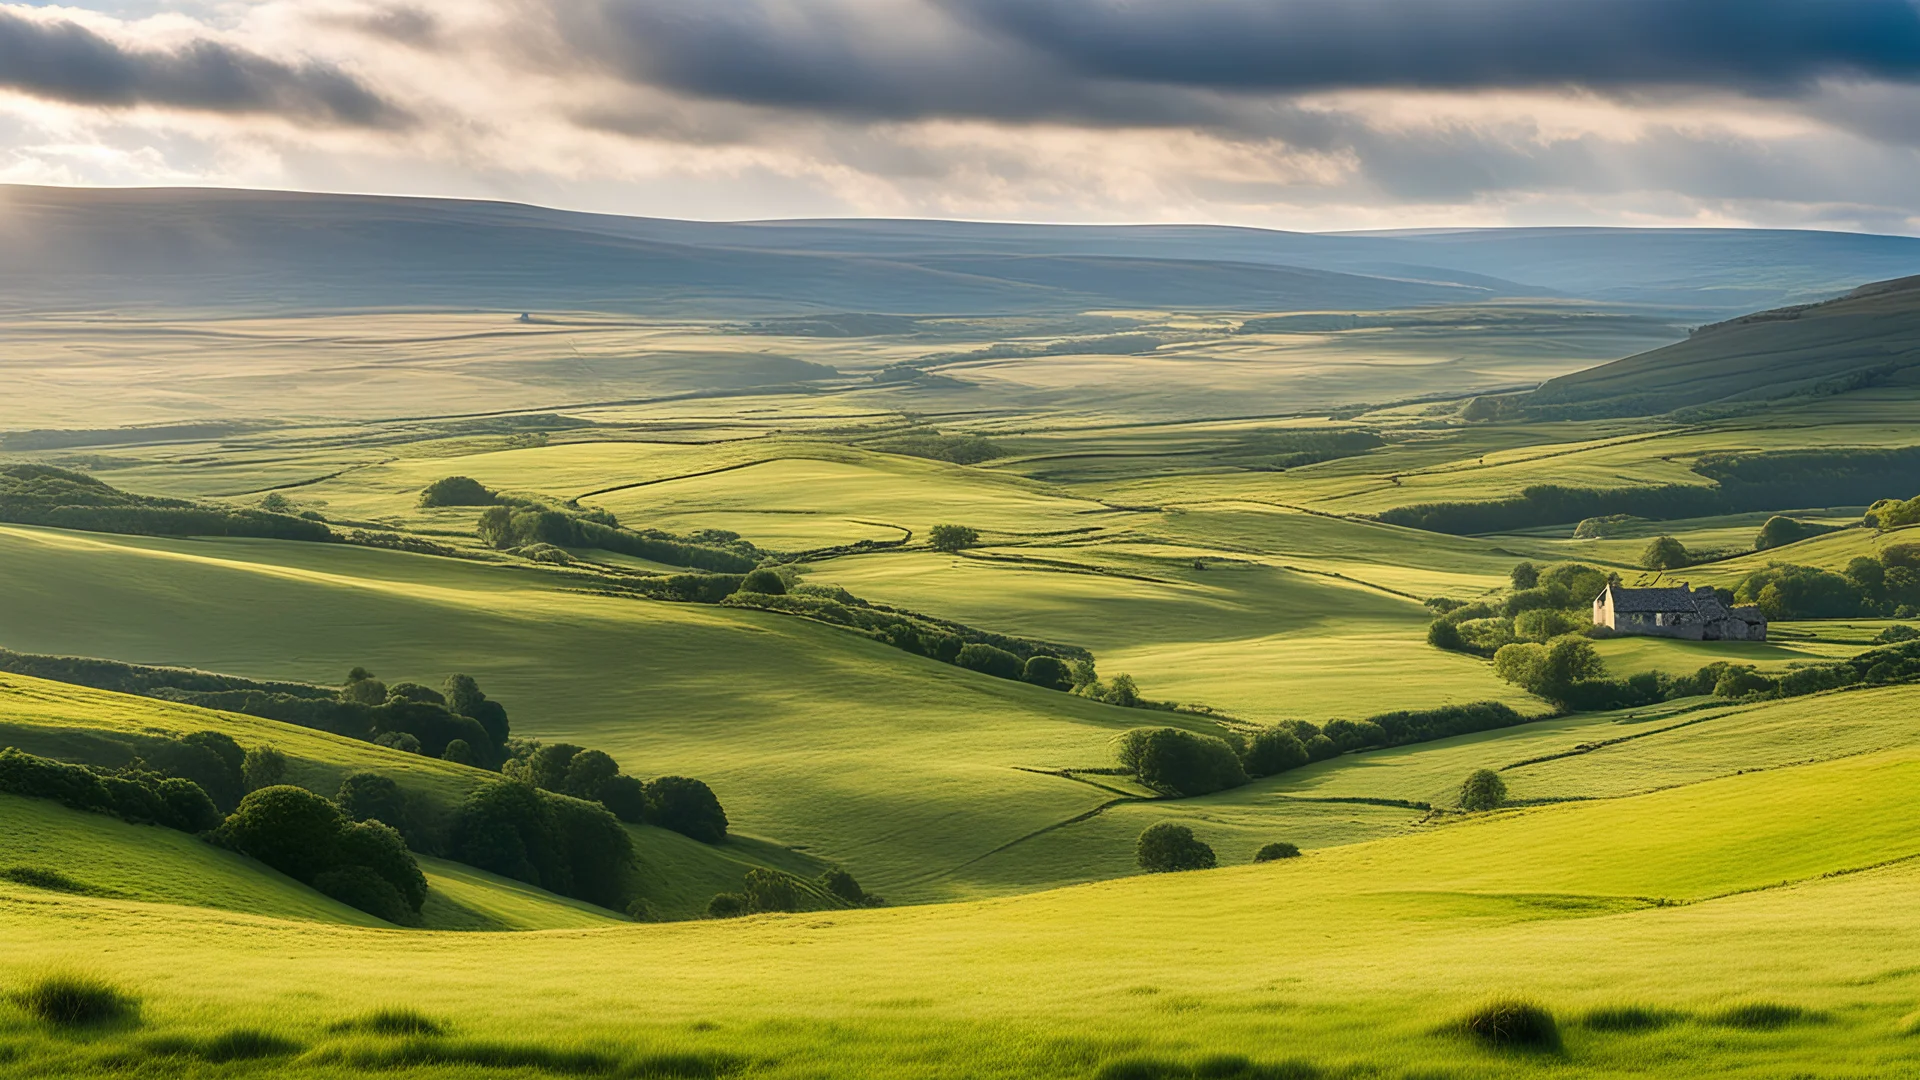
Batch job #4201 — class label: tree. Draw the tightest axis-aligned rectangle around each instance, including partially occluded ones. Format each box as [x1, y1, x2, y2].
[444, 674, 510, 748]
[343, 671, 388, 707]
[1115, 728, 1248, 797]
[929, 524, 980, 552]
[335, 818, 428, 914]
[526, 743, 584, 792]
[450, 780, 565, 891]
[821, 869, 868, 905]
[1641, 536, 1690, 571]
[955, 643, 1024, 681]
[1135, 823, 1216, 872]
[1459, 769, 1507, 811]
[336, 773, 408, 832]
[562, 749, 620, 800]
[241, 745, 287, 792]
[646, 776, 729, 844]
[418, 476, 498, 508]
[1021, 655, 1071, 690]
[596, 774, 649, 823]
[217, 786, 345, 883]
[739, 568, 787, 595]
[1240, 726, 1309, 778]
[707, 892, 748, 918]
[1254, 842, 1301, 862]
[1510, 562, 1540, 590]
[441, 739, 479, 766]
[742, 868, 800, 913]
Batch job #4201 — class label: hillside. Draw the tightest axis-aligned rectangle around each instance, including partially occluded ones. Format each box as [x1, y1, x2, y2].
[5, 186, 1920, 317]
[6, 717, 1920, 1077]
[1528, 274, 1920, 416]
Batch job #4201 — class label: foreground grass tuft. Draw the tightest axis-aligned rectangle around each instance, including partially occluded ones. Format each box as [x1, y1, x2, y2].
[140, 1028, 303, 1062]
[1707, 1002, 1815, 1030]
[309, 1037, 748, 1077]
[0, 866, 106, 896]
[10, 973, 137, 1028]
[1583, 1004, 1687, 1032]
[1093, 1056, 1320, 1080]
[329, 1006, 449, 1037]
[1456, 998, 1561, 1051]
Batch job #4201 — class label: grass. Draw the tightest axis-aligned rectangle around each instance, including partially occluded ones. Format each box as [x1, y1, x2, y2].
[9, 973, 137, 1028]
[4, 744, 1920, 1076]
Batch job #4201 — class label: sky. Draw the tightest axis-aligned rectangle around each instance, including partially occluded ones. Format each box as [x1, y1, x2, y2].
[3, 0, 1920, 232]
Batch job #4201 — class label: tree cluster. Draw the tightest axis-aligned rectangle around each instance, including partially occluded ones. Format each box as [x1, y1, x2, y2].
[0, 463, 332, 543]
[501, 740, 729, 845]
[449, 780, 635, 909]
[1135, 822, 1216, 872]
[472, 495, 759, 573]
[216, 785, 428, 924]
[0, 746, 220, 833]
[1733, 545, 1920, 619]
[1429, 562, 1611, 657]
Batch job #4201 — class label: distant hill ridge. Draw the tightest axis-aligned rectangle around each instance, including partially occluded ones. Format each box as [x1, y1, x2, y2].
[1526, 273, 1920, 418]
[3, 185, 1919, 316]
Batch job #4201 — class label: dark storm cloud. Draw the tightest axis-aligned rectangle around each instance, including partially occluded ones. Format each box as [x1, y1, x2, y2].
[559, 0, 1920, 124]
[0, 9, 409, 127]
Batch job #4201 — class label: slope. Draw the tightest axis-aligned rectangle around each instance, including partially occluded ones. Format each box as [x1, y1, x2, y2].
[1530, 274, 1920, 415]
[5, 739, 1920, 1078]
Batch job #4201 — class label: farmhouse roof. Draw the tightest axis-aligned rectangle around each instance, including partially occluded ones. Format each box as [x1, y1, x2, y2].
[1602, 584, 1702, 613]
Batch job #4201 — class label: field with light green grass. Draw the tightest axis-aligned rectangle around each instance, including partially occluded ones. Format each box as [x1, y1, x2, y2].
[7, 271, 1920, 1078]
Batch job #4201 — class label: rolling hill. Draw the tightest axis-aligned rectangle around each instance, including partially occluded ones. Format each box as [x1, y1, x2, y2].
[6, 185, 1920, 317]
[1528, 274, 1920, 416]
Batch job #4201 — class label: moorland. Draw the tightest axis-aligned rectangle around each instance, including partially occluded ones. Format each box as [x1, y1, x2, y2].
[4, 187, 1920, 1078]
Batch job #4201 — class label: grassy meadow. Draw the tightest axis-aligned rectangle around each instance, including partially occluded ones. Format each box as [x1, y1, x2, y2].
[5, 285, 1920, 1079]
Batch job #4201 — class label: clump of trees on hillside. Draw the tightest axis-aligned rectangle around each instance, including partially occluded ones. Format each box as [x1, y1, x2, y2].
[1732, 545, 1920, 619]
[0, 463, 333, 543]
[1428, 561, 1613, 657]
[1755, 515, 1843, 550]
[1112, 701, 1531, 798]
[427, 476, 761, 572]
[1868, 493, 1920, 530]
[0, 746, 220, 833]
[1136, 823, 1216, 872]
[218, 785, 428, 925]
[930, 524, 980, 552]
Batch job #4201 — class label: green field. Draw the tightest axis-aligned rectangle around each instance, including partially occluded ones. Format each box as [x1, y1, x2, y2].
[6, 260, 1920, 1078]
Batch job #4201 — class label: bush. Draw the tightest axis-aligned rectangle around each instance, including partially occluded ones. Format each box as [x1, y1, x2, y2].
[450, 781, 567, 893]
[1458, 999, 1561, 1051]
[11, 973, 137, 1027]
[1459, 769, 1508, 811]
[419, 476, 498, 508]
[442, 739, 479, 766]
[1876, 624, 1920, 644]
[1115, 728, 1249, 797]
[1135, 823, 1216, 873]
[929, 524, 980, 552]
[374, 732, 422, 754]
[1021, 654, 1071, 690]
[1322, 718, 1386, 753]
[443, 674, 511, 749]
[548, 795, 635, 909]
[1240, 726, 1309, 777]
[315, 865, 414, 925]
[645, 776, 729, 844]
[1755, 515, 1841, 550]
[336, 774, 409, 832]
[1641, 535, 1690, 570]
[561, 750, 621, 800]
[739, 568, 787, 595]
[1493, 639, 1606, 703]
[0, 747, 220, 833]
[707, 892, 749, 918]
[742, 868, 801, 913]
[241, 745, 286, 792]
[821, 868, 868, 905]
[336, 819, 428, 913]
[596, 774, 649, 823]
[217, 786, 425, 922]
[956, 643, 1025, 681]
[1253, 842, 1300, 862]
[1510, 562, 1540, 590]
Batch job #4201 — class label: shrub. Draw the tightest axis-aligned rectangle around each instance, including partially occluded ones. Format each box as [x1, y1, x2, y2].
[1513, 607, 1579, 642]
[336, 819, 428, 914]
[562, 750, 621, 800]
[1427, 618, 1466, 651]
[1714, 667, 1776, 698]
[1021, 654, 1071, 690]
[451, 781, 566, 893]
[1254, 842, 1301, 862]
[344, 673, 389, 706]
[645, 776, 729, 844]
[386, 682, 447, 706]
[1458, 999, 1560, 1051]
[419, 476, 498, 508]
[742, 868, 801, 913]
[217, 786, 346, 882]
[707, 892, 749, 918]
[315, 865, 413, 925]
[1322, 718, 1386, 753]
[154, 777, 222, 833]
[1240, 726, 1309, 777]
[1755, 515, 1841, 550]
[443, 674, 510, 749]
[821, 868, 868, 905]
[547, 795, 634, 909]
[1459, 769, 1508, 811]
[1877, 624, 1920, 644]
[11, 973, 137, 1027]
[956, 643, 1024, 681]
[336, 774, 408, 832]
[442, 739, 479, 766]
[739, 568, 787, 595]
[1641, 535, 1690, 570]
[1135, 823, 1216, 873]
[1510, 562, 1540, 590]
[1115, 728, 1249, 797]
[374, 732, 423, 754]
[929, 524, 980, 552]
[241, 745, 286, 791]
[596, 774, 649, 823]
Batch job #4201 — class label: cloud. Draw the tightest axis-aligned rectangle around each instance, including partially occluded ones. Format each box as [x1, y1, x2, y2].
[548, 0, 1920, 127]
[0, 7, 408, 127]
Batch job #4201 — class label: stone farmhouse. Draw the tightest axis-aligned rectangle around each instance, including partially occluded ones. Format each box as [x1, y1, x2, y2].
[1592, 583, 1767, 641]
